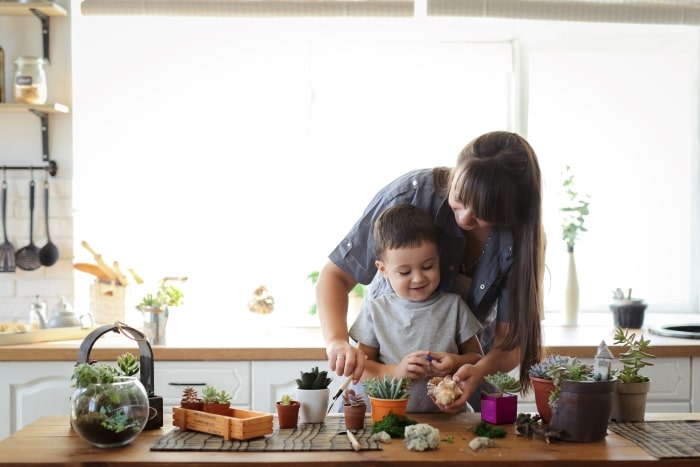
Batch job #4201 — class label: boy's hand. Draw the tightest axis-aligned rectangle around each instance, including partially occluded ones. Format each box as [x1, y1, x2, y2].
[424, 351, 455, 377]
[397, 351, 434, 380]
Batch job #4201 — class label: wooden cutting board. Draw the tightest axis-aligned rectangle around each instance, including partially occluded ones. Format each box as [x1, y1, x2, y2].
[74, 263, 110, 280]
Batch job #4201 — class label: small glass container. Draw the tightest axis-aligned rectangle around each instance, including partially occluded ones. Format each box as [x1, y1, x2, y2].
[13, 56, 47, 105]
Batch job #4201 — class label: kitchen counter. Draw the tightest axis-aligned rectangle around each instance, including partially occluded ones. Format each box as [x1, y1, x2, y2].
[1, 321, 699, 361]
[0, 412, 698, 466]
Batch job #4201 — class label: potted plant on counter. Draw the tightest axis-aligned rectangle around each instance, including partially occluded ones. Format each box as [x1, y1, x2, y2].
[527, 354, 581, 423]
[610, 327, 655, 422]
[364, 375, 410, 424]
[295, 366, 332, 424]
[341, 388, 367, 430]
[201, 385, 233, 416]
[180, 386, 203, 411]
[481, 371, 522, 425]
[70, 352, 151, 448]
[275, 393, 301, 429]
[136, 278, 186, 346]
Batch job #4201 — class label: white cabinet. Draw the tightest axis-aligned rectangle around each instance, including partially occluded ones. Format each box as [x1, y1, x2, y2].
[154, 361, 251, 415]
[0, 361, 75, 440]
[251, 360, 344, 413]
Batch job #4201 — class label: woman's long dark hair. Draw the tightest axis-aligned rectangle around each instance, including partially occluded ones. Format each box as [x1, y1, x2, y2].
[448, 131, 544, 390]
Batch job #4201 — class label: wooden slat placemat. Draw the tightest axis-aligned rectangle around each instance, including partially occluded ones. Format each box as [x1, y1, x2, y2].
[608, 420, 700, 458]
[151, 416, 382, 452]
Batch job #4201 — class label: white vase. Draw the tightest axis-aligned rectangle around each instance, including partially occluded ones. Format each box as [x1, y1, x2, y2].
[564, 250, 579, 326]
[295, 388, 330, 424]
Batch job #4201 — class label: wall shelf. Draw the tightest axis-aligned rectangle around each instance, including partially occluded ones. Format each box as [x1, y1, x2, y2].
[0, 1, 67, 17]
[0, 103, 68, 177]
[0, 1, 68, 61]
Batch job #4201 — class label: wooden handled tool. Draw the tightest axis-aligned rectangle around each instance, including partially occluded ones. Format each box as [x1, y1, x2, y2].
[80, 240, 118, 281]
[112, 261, 129, 286]
[345, 430, 361, 451]
[74, 262, 110, 281]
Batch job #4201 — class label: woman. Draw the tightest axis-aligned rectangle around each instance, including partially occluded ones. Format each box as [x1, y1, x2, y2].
[316, 130, 545, 412]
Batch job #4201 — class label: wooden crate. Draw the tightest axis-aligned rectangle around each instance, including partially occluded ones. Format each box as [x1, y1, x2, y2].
[172, 407, 273, 441]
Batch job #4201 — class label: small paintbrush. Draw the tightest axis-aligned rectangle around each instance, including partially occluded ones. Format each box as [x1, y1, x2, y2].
[326, 375, 353, 414]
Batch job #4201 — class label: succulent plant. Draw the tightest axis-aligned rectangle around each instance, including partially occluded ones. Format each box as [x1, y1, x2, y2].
[528, 354, 584, 378]
[279, 394, 294, 406]
[116, 352, 139, 377]
[484, 372, 522, 397]
[341, 388, 366, 407]
[296, 366, 332, 390]
[613, 327, 655, 383]
[201, 385, 219, 404]
[181, 386, 200, 404]
[363, 375, 411, 400]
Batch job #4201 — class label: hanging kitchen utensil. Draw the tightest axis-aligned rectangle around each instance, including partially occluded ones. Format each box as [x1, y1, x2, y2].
[15, 178, 41, 271]
[0, 170, 16, 273]
[80, 240, 118, 281]
[39, 178, 59, 267]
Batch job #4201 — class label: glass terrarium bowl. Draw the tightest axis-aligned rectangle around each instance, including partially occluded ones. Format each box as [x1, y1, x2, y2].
[70, 376, 150, 448]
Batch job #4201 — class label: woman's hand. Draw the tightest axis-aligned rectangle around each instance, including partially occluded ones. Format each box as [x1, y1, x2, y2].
[433, 363, 484, 414]
[327, 340, 366, 384]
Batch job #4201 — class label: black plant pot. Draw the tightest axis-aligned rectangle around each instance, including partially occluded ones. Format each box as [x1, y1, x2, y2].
[610, 300, 647, 328]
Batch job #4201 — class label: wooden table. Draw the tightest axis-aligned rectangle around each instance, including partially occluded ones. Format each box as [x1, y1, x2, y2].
[0, 413, 698, 466]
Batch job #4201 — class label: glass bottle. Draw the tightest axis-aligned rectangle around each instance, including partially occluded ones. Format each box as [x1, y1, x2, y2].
[13, 56, 47, 105]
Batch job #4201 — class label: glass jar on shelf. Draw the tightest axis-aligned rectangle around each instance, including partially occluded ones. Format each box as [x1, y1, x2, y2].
[13, 56, 47, 105]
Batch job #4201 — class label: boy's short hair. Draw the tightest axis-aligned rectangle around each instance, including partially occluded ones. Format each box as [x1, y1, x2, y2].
[373, 204, 440, 259]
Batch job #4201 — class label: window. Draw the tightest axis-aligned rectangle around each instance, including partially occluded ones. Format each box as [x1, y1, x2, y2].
[71, 13, 698, 327]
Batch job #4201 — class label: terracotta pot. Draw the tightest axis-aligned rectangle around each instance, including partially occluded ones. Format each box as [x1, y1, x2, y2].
[368, 397, 408, 424]
[276, 401, 301, 429]
[529, 376, 555, 423]
[343, 404, 366, 430]
[610, 381, 650, 422]
[203, 402, 231, 416]
[180, 400, 204, 411]
[549, 378, 617, 442]
[480, 393, 517, 425]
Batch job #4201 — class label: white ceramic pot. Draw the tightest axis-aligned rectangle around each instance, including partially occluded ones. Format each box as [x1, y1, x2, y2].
[295, 388, 330, 424]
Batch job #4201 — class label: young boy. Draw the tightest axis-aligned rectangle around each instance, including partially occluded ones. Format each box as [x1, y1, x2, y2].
[350, 204, 483, 412]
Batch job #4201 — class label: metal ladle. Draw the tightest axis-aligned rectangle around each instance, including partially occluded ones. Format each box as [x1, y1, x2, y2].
[39, 178, 59, 267]
[15, 177, 41, 271]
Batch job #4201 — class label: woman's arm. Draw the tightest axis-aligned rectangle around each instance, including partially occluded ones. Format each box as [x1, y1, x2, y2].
[316, 261, 367, 383]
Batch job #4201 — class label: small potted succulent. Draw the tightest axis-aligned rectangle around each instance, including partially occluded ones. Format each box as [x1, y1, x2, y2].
[201, 385, 233, 416]
[481, 372, 522, 425]
[341, 388, 366, 430]
[610, 327, 656, 422]
[363, 375, 410, 424]
[275, 393, 301, 429]
[295, 366, 332, 424]
[610, 288, 647, 329]
[180, 386, 203, 411]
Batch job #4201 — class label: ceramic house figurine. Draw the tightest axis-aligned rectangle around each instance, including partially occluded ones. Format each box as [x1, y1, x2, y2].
[594, 340, 613, 381]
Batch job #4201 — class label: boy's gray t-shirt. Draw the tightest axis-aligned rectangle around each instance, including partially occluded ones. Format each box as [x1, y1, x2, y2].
[349, 291, 482, 413]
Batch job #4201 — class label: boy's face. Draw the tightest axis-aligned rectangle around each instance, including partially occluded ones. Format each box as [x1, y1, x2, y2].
[375, 241, 440, 302]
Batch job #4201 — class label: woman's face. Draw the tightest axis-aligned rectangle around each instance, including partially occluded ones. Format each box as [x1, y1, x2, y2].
[448, 183, 493, 231]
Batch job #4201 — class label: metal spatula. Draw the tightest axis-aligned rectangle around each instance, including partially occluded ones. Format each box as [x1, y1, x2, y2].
[15, 179, 41, 271]
[0, 174, 16, 273]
